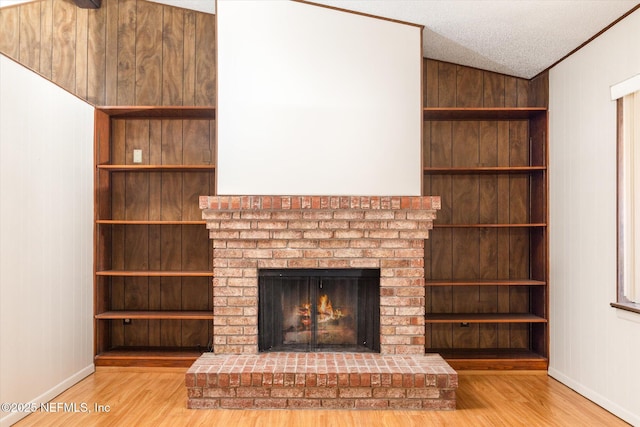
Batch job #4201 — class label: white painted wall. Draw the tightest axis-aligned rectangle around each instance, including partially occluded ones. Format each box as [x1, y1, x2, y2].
[145, 0, 213, 15]
[549, 9, 640, 426]
[0, 55, 94, 427]
[216, 0, 422, 196]
[0, 0, 34, 8]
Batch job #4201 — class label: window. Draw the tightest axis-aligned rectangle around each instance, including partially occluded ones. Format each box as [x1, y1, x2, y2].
[613, 77, 640, 314]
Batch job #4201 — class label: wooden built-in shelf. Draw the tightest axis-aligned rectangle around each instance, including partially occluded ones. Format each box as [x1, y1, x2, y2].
[426, 313, 547, 323]
[96, 220, 206, 225]
[423, 72, 548, 370]
[97, 164, 214, 171]
[95, 311, 213, 320]
[96, 270, 213, 277]
[424, 166, 546, 174]
[429, 349, 548, 370]
[97, 106, 215, 119]
[94, 105, 215, 367]
[423, 107, 547, 121]
[427, 279, 546, 286]
[94, 348, 206, 367]
[433, 223, 546, 228]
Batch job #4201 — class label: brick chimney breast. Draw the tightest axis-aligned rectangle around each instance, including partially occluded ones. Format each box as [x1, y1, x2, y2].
[200, 195, 440, 356]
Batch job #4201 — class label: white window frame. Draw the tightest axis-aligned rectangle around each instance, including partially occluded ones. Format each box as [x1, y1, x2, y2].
[612, 75, 640, 313]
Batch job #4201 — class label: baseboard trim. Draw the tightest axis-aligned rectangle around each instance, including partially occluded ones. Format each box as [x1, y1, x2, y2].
[548, 367, 639, 426]
[0, 364, 95, 427]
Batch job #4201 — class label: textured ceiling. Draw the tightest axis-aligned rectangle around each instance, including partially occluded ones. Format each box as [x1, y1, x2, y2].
[3, 0, 639, 78]
[310, 0, 640, 78]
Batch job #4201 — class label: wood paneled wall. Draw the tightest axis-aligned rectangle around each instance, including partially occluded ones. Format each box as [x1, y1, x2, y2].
[106, 117, 215, 348]
[423, 59, 534, 108]
[423, 59, 542, 352]
[0, 0, 215, 106]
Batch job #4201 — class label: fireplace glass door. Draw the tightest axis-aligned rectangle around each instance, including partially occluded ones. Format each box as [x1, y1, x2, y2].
[258, 269, 380, 352]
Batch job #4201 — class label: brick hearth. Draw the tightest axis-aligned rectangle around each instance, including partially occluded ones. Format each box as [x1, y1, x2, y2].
[186, 352, 457, 410]
[189, 195, 457, 410]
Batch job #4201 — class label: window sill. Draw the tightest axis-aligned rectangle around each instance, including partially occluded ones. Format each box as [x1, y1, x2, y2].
[610, 302, 640, 315]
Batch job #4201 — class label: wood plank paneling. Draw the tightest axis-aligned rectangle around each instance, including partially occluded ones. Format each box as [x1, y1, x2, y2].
[163, 7, 185, 106]
[110, 119, 127, 347]
[516, 79, 530, 107]
[478, 121, 499, 348]
[117, 0, 136, 105]
[52, 0, 76, 93]
[87, 0, 106, 104]
[19, 1, 41, 71]
[456, 66, 483, 107]
[183, 119, 212, 166]
[76, 7, 89, 99]
[195, 12, 215, 106]
[183, 10, 197, 105]
[104, 116, 214, 351]
[135, 0, 162, 105]
[496, 121, 512, 348]
[39, 0, 53, 78]
[530, 71, 549, 107]
[0, 0, 215, 107]
[123, 120, 151, 347]
[483, 72, 505, 107]
[0, 6, 20, 58]
[504, 76, 518, 108]
[425, 117, 453, 349]
[424, 59, 439, 108]
[422, 60, 532, 110]
[437, 62, 457, 107]
[104, 0, 119, 104]
[423, 60, 540, 354]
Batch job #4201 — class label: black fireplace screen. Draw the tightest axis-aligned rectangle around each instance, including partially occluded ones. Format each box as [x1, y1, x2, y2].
[258, 269, 380, 352]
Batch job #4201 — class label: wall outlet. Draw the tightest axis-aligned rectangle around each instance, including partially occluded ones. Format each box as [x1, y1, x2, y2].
[133, 149, 142, 164]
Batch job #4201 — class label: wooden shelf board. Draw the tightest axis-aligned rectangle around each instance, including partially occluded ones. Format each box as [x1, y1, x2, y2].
[96, 220, 206, 225]
[426, 279, 546, 286]
[423, 107, 547, 120]
[96, 270, 213, 277]
[95, 347, 206, 367]
[425, 313, 547, 323]
[448, 359, 548, 370]
[97, 164, 214, 171]
[424, 166, 546, 174]
[95, 311, 213, 320]
[433, 223, 546, 228]
[427, 349, 548, 370]
[96, 106, 215, 119]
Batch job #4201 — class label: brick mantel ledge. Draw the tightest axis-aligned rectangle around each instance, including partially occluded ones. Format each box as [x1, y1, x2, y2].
[199, 195, 440, 213]
[199, 195, 441, 244]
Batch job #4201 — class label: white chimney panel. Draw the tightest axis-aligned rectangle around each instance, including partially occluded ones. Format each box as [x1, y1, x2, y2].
[216, 0, 422, 196]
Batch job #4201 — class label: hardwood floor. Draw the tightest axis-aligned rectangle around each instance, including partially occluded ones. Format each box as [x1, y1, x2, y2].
[14, 368, 628, 426]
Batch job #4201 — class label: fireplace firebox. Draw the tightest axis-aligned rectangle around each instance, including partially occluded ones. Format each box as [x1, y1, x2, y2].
[258, 269, 380, 353]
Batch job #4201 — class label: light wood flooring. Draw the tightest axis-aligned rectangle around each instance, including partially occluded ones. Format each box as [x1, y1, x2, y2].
[14, 367, 628, 426]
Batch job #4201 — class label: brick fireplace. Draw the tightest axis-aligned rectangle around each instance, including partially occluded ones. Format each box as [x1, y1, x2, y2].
[186, 195, 458, 410]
